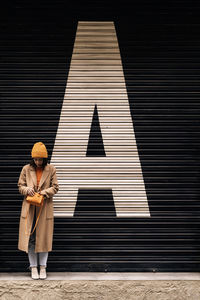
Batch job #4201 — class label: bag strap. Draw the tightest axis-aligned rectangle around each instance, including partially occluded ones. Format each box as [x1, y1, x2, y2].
[25, 202, 44, 236]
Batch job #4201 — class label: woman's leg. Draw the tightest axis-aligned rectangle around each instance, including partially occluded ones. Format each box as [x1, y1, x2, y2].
[38, 252, 48, 267]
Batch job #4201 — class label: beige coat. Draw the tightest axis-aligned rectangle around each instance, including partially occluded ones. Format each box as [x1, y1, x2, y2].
[18, 163, 59, 253]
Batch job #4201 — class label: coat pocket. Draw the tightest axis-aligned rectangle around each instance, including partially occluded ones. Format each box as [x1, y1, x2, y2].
[46, 200, 54, 219]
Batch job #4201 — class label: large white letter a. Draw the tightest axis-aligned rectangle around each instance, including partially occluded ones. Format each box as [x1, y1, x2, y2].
[51, 21, 151, 218]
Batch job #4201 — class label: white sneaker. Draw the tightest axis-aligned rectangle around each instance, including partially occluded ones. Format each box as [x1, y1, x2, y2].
[31, 267, 39, 280]
[39, 266, 47, 279]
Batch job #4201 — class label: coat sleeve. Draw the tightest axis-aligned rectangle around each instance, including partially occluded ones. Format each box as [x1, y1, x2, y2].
[40, 166, 59, 199]
[18, 166, 29, 196]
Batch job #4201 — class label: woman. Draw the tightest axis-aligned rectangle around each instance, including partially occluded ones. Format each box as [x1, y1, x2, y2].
[17, 142, 59, 280]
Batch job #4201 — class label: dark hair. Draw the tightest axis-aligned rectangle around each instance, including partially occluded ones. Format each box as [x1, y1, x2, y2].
[29, 158, 48, 170]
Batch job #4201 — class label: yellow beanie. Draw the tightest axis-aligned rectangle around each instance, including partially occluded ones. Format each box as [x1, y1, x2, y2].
[31, 142, 48, 158]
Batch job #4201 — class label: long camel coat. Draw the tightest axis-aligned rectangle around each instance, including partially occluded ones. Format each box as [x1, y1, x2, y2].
[18, 163, 59, 253]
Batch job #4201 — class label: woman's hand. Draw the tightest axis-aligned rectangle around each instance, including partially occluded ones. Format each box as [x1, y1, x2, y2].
[27, 187, 35, 196]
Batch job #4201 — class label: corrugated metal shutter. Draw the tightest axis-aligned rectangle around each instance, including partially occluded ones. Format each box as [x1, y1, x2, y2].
[1, 0, 200, 272]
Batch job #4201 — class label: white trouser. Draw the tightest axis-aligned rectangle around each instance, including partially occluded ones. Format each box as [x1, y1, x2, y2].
[28, 232, 48, 268]
[28, 206, 48, 268]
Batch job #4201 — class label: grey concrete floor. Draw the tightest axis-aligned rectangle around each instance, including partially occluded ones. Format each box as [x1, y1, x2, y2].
[0, 272, 200, 280]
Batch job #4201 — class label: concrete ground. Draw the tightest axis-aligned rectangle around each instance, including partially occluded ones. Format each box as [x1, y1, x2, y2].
[1, 273, 200, 299]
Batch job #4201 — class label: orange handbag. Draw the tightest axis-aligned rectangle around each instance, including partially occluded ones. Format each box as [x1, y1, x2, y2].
[25, 192, 45, 236]
[26, 192, 44, 207]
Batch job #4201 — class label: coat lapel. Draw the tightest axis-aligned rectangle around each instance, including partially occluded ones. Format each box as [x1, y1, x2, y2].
[29, 164, 50, 190]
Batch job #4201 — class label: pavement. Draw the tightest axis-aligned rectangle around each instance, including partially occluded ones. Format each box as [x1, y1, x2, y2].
[0, 272, 200, 280]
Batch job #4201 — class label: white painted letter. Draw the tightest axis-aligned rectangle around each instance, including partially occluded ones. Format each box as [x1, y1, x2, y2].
[51, 21, 151, 218]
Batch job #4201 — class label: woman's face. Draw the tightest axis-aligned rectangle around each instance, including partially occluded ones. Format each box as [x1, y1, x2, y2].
[33, 157, 43, 167]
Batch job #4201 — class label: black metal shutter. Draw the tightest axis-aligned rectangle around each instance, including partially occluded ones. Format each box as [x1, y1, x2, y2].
[1, 0, 200, 272]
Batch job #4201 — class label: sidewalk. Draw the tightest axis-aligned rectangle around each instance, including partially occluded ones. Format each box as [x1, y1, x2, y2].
[1, 272, 200, 280]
